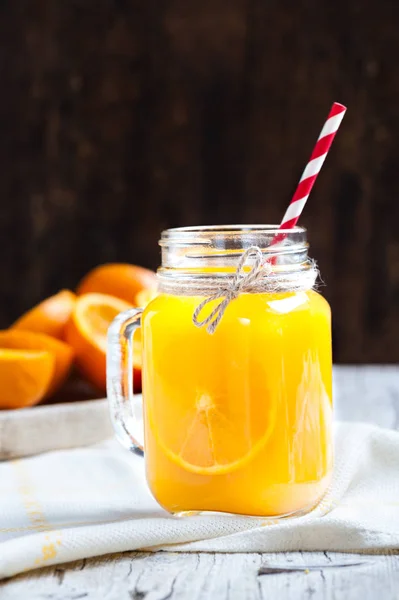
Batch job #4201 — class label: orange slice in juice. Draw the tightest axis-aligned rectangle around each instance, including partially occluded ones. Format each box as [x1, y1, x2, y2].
[149, 389, 277, 475]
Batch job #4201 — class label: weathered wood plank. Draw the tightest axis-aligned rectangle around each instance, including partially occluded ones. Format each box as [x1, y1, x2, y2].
[2, 551, 399, 600]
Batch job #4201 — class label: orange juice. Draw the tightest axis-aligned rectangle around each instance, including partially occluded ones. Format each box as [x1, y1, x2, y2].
[107, 225, 334, 519]
[142, 289, 332, 517]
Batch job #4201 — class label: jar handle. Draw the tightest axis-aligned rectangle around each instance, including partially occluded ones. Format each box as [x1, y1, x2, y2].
[107, 308, 144, 456]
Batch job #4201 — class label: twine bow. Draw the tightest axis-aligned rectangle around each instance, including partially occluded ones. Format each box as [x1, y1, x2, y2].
[193, 246, 271, 334]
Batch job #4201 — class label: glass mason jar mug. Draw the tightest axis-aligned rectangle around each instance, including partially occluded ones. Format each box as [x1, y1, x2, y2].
[107, 226, 333, 518]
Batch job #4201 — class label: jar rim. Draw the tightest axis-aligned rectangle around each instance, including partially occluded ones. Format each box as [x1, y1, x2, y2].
[160, 224, 306, 243]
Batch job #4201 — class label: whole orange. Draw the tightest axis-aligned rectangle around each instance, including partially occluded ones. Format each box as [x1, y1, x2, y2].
[76, 263, 157, 306]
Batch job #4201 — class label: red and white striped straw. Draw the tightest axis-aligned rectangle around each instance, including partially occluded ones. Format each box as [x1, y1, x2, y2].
[279, 102, 347, 232]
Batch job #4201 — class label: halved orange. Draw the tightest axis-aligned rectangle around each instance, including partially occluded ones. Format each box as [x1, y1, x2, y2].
[148, 389, 277, 475]
[12, 290, 76, 340]
[0, 330, 74, 397]
[65, 293, 142, 392]
[0, 349, 54, 409]
[76, 263, 157, 306]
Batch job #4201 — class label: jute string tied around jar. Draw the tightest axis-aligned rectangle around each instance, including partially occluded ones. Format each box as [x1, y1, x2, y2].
[191, 246, 318, 334]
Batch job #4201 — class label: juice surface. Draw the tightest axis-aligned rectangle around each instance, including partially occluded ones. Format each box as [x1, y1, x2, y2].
[142, 289, 333, 517]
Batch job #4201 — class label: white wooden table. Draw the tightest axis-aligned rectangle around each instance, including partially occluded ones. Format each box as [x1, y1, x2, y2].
[2, 366, 399, 599]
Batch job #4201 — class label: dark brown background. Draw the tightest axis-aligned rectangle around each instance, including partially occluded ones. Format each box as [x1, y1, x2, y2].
[0, 0, 398, 362]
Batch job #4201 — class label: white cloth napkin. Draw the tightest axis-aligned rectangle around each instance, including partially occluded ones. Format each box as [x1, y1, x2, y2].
[1, 422, 399, 579]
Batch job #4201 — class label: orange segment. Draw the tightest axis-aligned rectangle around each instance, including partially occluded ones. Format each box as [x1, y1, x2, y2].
[149, 389, 277, 475]
[0, 330, 74, 397]
[0, 349, 54, 409]
[76, 263, 157, 306]
[65, 293, 142, 392]
[12, 290, 76, 340]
